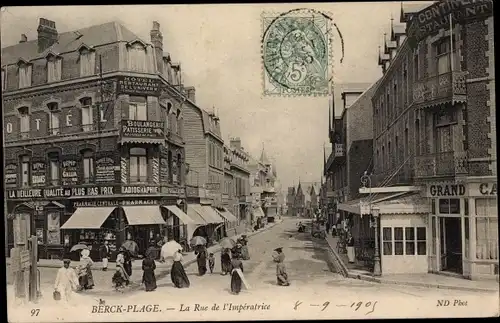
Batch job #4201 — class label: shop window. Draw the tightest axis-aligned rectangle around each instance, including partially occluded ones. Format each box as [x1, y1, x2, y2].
[464, 217, 469, 259]
[18, 63, 32, 88]
[431, 199, 436, 214]
[475, 198, 498, 261]
[47, 56, 62, 83]
[127, 43, 147, 72]
[382, 227, 392, 255]
[48, 153, 60, 186]
[129, 101, 147, 121]
[405, 227, 415, 255]
[20, 155, 30, 187]
[79, 49, 96, 77]
[18, 106, 30, 138]
[394, 227, 404, 255]
[439, 198, 460, 214]
[416, 227, 426, 255]
[80, 97, 94, 132]
[82, 150, 95, 183]
[130, 147, 148, 183]
[48, 102, 60, 135]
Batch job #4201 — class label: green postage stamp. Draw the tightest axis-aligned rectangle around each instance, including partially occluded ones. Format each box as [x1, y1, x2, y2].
[262, 9, 332, 97]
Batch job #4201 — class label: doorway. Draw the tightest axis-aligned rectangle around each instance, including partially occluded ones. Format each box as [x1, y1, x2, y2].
[439, 217, 463, 274]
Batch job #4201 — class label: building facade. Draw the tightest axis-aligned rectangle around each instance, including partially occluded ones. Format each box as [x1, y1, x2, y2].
[3, 20, 193, 258]
[364, 2, 496, 279]
[229, 138, 251, 229]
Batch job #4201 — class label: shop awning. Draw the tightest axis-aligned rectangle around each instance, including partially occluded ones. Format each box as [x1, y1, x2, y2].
[252, 207, 265, 218]
[215, 207, 238, 223]
[61, 207, 116, 229]
[200, 206, 224, 223]
[162, 205, 195, 225]
[122, 206, 166, 225]
[338, 192, 429, 215]
[187, 204, 209, 225]
[120, 138, 165, 145]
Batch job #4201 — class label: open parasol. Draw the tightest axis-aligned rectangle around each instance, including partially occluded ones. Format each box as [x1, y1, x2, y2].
[161, 240, 183, 259]
[219, 237, 237, 249]
[190, 236, 207, 246]
[70, 243, 88, 252]
[121, 240, 139, 256]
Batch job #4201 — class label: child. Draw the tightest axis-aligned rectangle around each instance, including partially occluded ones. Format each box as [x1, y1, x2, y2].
[208, 253, 215, 274]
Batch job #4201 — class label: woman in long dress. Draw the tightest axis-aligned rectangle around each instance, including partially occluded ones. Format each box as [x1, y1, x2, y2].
[347, 234, 355, 263]
[112, 253, 130, 291]
[170, 249, 190, 288]
[195, 245, 208, 276]
[119, 247, 133, 278]
[220, 248, 231, 275]
[240, 236, 250, 260]
[230, 254, 244, 295]
[77, 249, 95, 290]
[273, 248, 290, 286]
[142, 250, 157, 292]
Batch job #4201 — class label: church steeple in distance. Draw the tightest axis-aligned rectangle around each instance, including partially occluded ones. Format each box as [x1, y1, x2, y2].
[260, 142, 271, 165]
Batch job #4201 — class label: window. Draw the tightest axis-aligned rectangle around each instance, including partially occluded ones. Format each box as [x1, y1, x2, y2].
[18, 64, 32, 88]
[383, 227, 392, 255]
[435, 38, 454, 75]
[176, 110, 183, 136]
[81, 97, 93, 132]
[129, 101, 147, 121]
[166, 103, 172, 129]
[21, 156, 30, 187]
[168, 151, 173, 184]
[48, 153, 60, 186]
[416, 227, 427, 255]
[48, 103, 60, 135]
[439, 198, 460, 214]
[127, 43, 147, 72]
[413, 52, 419, 81]
[82, 150, 94, 183]
[79, 49, 96, 77]
[394, 227, 404, 255]
[405, 227, 415, 255]
[47, 56, 62, 83]
[129, 147, 148, 183]
[475, 198, 498, 261]
[18, 106, 30, 138]
[404, 128, 409, 158]
[177, 153, 182, 185]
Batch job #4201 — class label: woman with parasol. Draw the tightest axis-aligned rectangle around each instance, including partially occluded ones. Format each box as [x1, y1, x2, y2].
[113, 253, 130, 291]
[239, 235, 250, 260]
[77, 249, 95, 290]
[191, 236, 208, 276]
[118, 245, 134, 279]
[170, 249, 190, 288]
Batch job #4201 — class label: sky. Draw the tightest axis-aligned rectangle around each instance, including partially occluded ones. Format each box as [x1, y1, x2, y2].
[0, 2, 429, 191]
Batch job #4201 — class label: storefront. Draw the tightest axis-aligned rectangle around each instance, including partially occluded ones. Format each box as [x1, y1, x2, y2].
[251, 206, 266, 229]
[426, 178, 498, 280]
[214, 206, 239, 237]
[186, 203, 224, 245]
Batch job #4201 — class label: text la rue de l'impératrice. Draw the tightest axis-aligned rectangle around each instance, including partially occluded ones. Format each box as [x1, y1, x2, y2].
[91, 303, 272, 314]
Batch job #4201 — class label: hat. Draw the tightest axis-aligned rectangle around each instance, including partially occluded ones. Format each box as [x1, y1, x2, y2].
[63, 259, 71, 264]
[274, 247, 283, 253]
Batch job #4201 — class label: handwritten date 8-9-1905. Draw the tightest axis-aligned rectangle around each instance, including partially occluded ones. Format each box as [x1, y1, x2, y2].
[294, 300, 377, 315]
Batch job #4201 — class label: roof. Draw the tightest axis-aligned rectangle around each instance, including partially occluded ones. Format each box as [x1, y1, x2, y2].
[1, 21, 143, 66]
[334, 82, 373, 116]
[392, 24, 406, 35]
[260, 146, 271, 165]
[201, 109, 222, 141]
[400, 2, 435, 22]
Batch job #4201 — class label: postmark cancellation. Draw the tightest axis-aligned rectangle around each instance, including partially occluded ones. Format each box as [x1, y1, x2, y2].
[261, 9, 333, 97]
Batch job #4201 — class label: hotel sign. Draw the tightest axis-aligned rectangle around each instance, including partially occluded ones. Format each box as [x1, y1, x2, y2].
[407, 0, 493, 47]
[121, 120, 165, 139]
[117, 76, 162, 96]
[428, 184, 466, 197]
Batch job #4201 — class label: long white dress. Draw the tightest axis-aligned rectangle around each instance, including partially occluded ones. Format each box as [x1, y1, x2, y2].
[54, 267, 79, 303]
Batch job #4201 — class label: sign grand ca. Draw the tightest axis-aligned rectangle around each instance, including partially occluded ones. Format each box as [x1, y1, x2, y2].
[407, 0, 493, 47]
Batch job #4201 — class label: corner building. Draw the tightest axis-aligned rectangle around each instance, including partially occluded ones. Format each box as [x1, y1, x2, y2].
[369, 2, 496, 279]
[2, 19, 194, 259]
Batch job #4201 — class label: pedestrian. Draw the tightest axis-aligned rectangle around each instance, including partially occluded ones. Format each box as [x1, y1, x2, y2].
[141, 248, 157, 292]
[273, 247, 290, 286]
[54, 259, 79, 304]
[99, 240, 111, 271]
[230, 254, 244, 295]
[208, 253, 215, 274]
[118, 246, 133, 280]
[194, 245, 208, 276]
[113, 253, 130, 292]
[240, 235, 250, 260]
[171, 249, 190, 288]
[145, 242, 157, 261]
[347, 233, 355, 263]
[77, 249, 94, 290]
[220, 248, 231, 275]
[231, 243, 242, 259]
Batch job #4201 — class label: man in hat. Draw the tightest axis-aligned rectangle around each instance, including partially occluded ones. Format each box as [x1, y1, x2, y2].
[54, 259, 79, 303]
[272, 248, 290, 286]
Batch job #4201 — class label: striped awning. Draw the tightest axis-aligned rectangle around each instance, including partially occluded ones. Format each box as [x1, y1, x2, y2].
[61, 207, 116, 229]
[163, 205, 195, 225]
[187, 204, 209, 225]
[122, 206, 166, 225]
[200, 206, 224, 223]
[215, 208, 238, 223]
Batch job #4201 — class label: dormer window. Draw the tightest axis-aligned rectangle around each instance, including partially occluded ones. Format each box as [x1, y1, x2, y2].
[18, 60, 32, 89]
[79, 46, 96, 77]
[127, 41, 147, 73]
[47, 54, 62, 83]
[48, 102, 60, 135]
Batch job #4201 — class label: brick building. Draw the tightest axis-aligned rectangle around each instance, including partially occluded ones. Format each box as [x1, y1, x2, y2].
[353, 2, 496, 279]
[228, 138, 251, 229]
[2, 19, 210, 259]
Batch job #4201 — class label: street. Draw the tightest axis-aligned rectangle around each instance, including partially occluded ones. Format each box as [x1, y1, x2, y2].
[8, 218, 498, 321]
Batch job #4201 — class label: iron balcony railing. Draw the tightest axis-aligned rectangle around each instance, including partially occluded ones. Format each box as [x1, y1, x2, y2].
[412, 71, 467, 107]
[415, 151, 468, 178]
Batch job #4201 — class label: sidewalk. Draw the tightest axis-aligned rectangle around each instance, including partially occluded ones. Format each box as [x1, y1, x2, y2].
[325, 234, 499, 293]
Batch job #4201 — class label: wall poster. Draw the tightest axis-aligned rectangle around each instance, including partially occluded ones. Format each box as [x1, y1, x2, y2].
[96, 157, 116, 183]
[160, 157, 169, 183]
[31, 162, 46, 187]
[47, 212, 61, 245]
[5, 163, 18, 187]
[62, 159, 78, 186]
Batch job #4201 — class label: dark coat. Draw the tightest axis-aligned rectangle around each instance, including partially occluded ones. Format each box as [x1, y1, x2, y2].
[99, 244, 111, 260]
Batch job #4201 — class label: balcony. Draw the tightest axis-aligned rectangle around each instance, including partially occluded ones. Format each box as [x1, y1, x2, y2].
[325, 143, 346, 172]
[372, 163, 414, 187]
[120, 120, 165, 144]
[412, 71, 467, 108]
[415, 151, 468, 179]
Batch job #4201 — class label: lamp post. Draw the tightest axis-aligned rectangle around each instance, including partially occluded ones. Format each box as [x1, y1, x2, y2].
[361, 172, 382, 277]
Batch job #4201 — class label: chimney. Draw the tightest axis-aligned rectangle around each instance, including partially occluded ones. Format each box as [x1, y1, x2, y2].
[150, 21, 163, 73]
[185, 86, 196, 103]
[37, 18, 58, 52]
[19, 34, 27, 43]
[230, 137, 241, 150]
